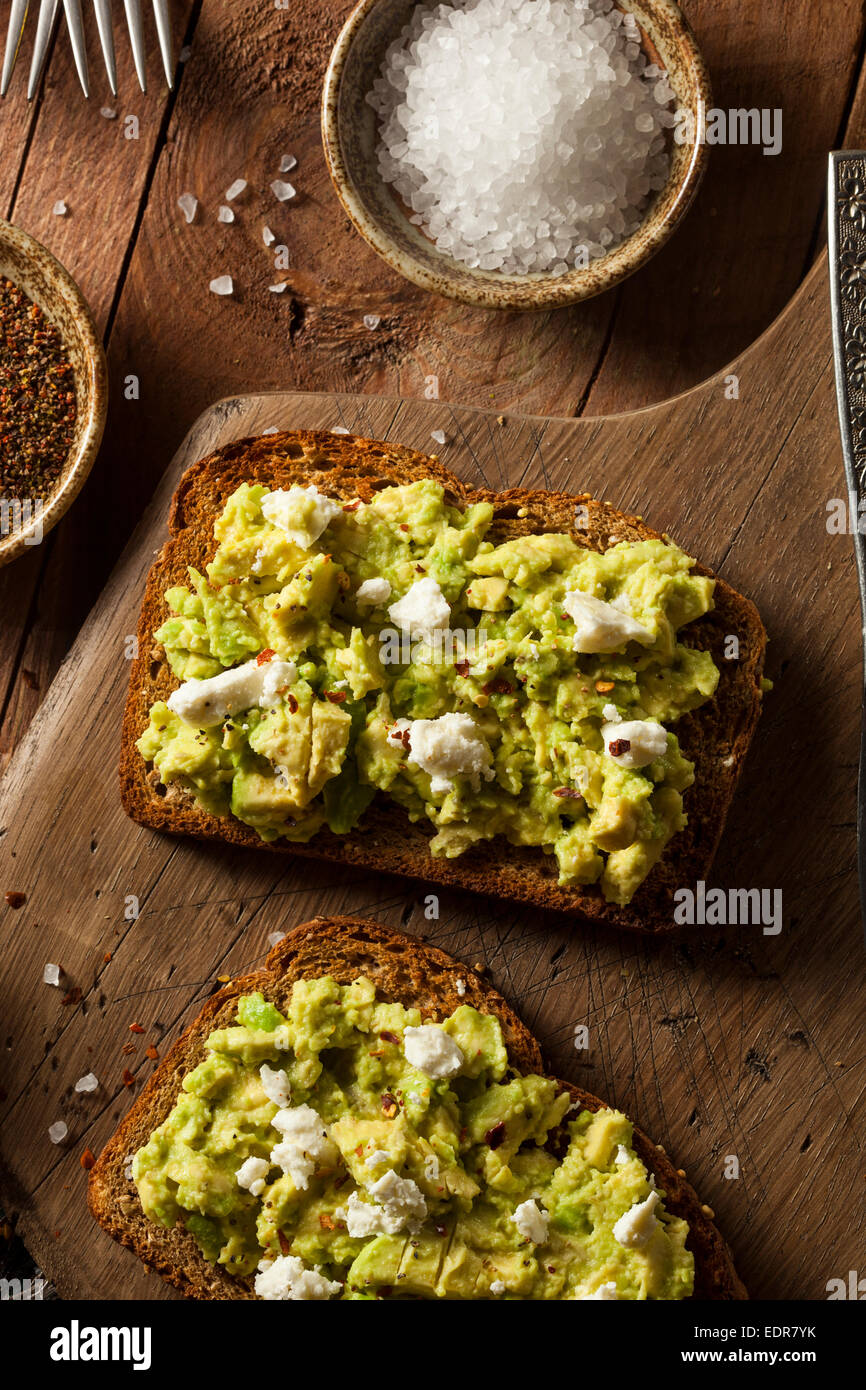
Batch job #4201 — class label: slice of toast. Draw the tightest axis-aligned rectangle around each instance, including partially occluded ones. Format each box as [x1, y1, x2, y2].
[88, 915, 746, 1300]
[120, 430, 767, 933]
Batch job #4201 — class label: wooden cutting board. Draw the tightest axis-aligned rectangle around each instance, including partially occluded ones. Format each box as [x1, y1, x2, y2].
[1, 253, 863, 1301]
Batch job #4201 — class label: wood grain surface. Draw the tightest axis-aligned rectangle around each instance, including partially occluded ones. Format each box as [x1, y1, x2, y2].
[0, 250, 863, 1300]
[2, 0, 866, 781]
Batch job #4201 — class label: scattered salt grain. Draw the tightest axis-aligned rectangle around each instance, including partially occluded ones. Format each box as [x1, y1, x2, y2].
[363, 313, 381, 330]
[332, 426, 350, 435]
[270, 180, 296, 202]
[280, 154, 298, 173]
[43, 963, 61, 987]
[268, 282, 288, 293]
[267, 931, 286, 947]
[226, 178, 247, 201]
[217, 205, 235, 224]
[262, 428, 279, 437]
[48, 1121, 68, 1144]
[74, 1072, 99, 1094]
[367, 0, 674, 273]
[430, 429, 447, 446]
[100, 106, 117, 119]
[262, 225, 277, 246]
[52, 200, 67, 217]
[209, 275, 234, 296]
[178, 193, 198, 224]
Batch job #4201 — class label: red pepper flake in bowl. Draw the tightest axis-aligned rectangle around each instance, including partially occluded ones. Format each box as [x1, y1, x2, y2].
[0, 276, 77, 501]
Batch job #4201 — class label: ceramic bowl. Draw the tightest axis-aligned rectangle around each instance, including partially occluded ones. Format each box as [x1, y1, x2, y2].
[322, 0, 712, 310]
[0, 219, 107, 566]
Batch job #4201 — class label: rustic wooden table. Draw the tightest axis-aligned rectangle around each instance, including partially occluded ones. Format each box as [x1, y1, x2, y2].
[0, 0, 865, 1298]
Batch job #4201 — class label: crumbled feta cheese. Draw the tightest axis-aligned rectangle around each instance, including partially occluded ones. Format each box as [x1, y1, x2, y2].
[48, 1121, 68, 1144]
[602, 702, 621, 722]
[512, 1198, 549, 1244]
[490, 1279, 506, 1295]
[342, 1170, 427, 1237]
[236, 1155, 270, 1196]
[402, 712, 494, 795]
[601, 718, 668, 769]
[356, 576, 391, 605]
[254, 1254, 341, 1300]
[614, 1144, 630, 1166]
[388, 577, 451, 642]
[579, 1281, 620, 1299]
[43, 963, 61, 986]
[613, 1189, 661, 1248]
[404, 1024, 464, 1079]
[259, 1064, 291, 1108]
[74, 1072, 98, 1093]
[365, 1148, 391, 1171]
[562, 590, 653, 653]
[167, 658, 297, 727]
[261, 485, 341, 548]
[270, 1104, 336, 1191]
[455, 977, 466, 997]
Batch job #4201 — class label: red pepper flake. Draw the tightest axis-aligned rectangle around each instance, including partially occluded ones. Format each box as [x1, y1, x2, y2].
[128, 1023, 145, 1034]
[257, 648, 276, 666]
[484, 1121, 506, 1150]
[145, 1045, 159, 1061]
[277, 1230, 291, 1256]
[319, 1212, 337, 1232]
[553, 787, 583, 800]
[121, 1069, 135, 1088]
[4, 891, 26, 909]
[287, 693, 299, 713]
[608, 739, 631, 757]
[390, 726, 411, 752]
[399, 523, 409, 532]
[482, 678, 512, 696]
[334, 1172, 349, 1190]
[325, 691, 347, 704]
[381, 1092, 399, 1117]
[379, 1031, 400, 1046]
[342, 500, 361, 512]
[454, 660, 470, 677]
[61, 987, 82, 1007]
[103, 952, 112, 963]
[79, 1148, 96, 1171]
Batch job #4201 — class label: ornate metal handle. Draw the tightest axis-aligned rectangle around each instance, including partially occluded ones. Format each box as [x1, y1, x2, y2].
[828, 150, 866, 941]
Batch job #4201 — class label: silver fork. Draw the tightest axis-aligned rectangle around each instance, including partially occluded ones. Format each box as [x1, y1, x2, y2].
[1, 0, 174, 99]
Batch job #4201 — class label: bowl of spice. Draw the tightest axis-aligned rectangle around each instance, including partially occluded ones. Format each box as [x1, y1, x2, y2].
[322, 0, 711, 309]
[0, 219, 107, 566]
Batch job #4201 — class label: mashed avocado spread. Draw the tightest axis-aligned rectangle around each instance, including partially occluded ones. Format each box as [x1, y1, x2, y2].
[137, 477, 719, 905]
[132, 975, 694, 1300]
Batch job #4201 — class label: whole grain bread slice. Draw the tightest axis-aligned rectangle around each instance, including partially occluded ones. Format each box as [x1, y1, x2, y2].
[88, 915, 746, 1300]
[120, 430, 767, 933]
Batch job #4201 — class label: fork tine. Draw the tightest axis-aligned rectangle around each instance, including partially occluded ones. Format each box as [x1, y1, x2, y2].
[92, 0, 116, 95]
[62, 0, 89, 96]
[152, 0, 173, 89]
[1, 0, 30, 98]
[27, 0, 61, 100]
[123, 0, 146, 92]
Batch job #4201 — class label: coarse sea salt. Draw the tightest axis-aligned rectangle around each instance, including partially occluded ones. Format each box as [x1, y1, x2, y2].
[363, 313, 381, 330]
[178, 193, 198, 224]
[268, 931, 286, 947]
[367, 0, 675, 274]
[217, 205, 235, 223]
[48, 1121, 68, 1144]
[74, 1072, 99, 1093]
[209, 275, 234, 296]
[43, 963, 61, 986]
[280, 154, 298, 173]
[53, 200, 67, 217]
[271, 180, 296, 202]
[226, 178, 247, 201]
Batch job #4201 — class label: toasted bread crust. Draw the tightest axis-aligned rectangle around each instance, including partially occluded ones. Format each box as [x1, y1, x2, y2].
[120, 431, 767, 932]
[88, 915, 747, 1301]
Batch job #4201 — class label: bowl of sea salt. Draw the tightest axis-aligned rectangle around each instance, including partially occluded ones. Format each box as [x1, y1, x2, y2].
[322, 0, 710, 309]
